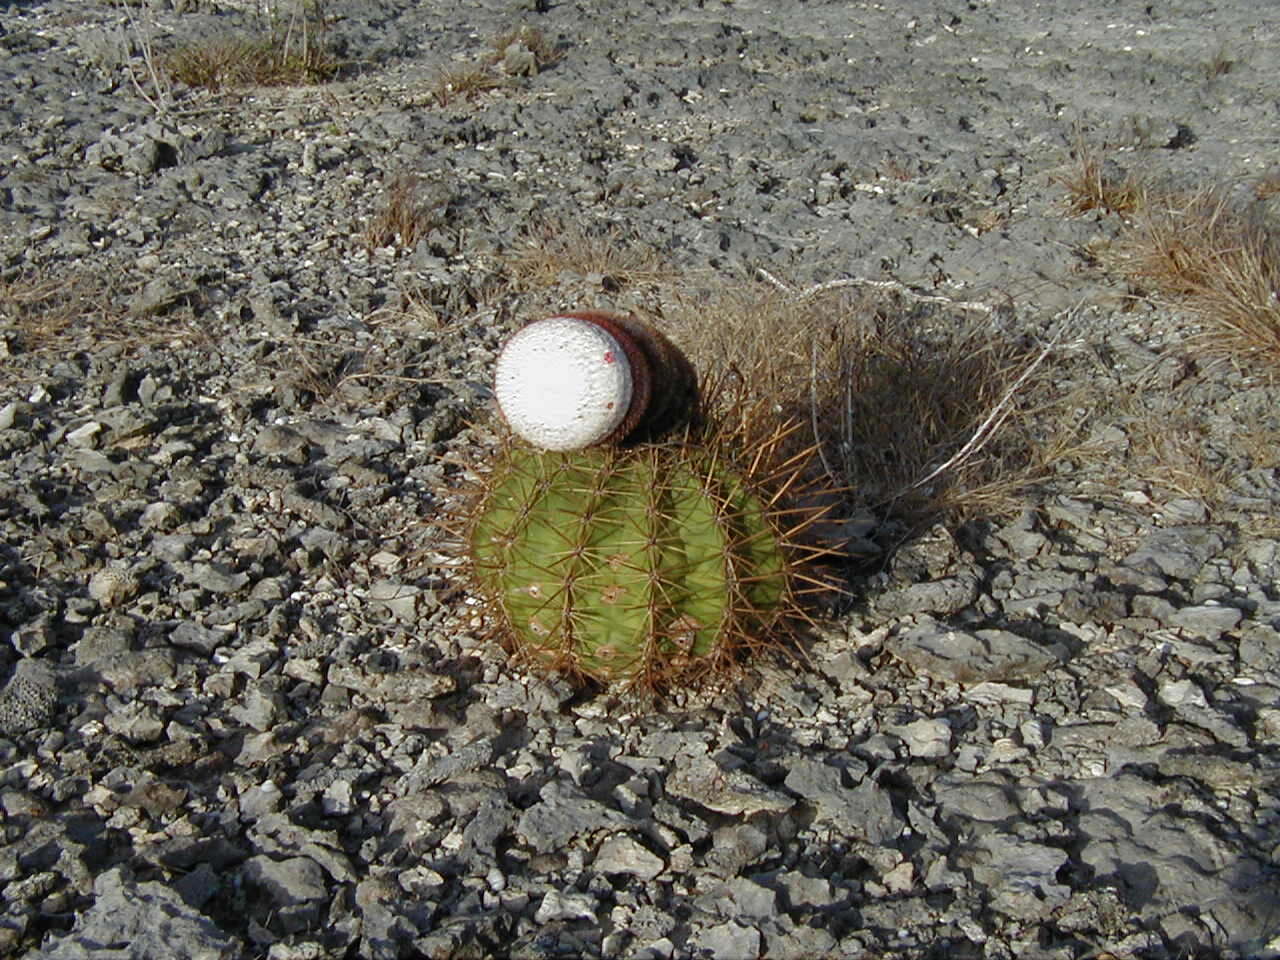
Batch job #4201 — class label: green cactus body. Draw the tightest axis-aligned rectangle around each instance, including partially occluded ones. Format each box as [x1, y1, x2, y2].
[469, 441, 798, 689]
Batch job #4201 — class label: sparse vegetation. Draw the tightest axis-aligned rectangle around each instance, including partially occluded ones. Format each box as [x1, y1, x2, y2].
[1055, 139, 1144, 216]
[163, 32, 339, 92]
[668, 282, 1069, 531]
[0, 270, 143, 358]
[0, 268, 207, 392]
[362, 174, 439, 253]
[1204, 46, 1238, 79]
[1055, 142, 1280, 512]
[431, 64, 506, 107]
[159, 1, 339, 93]
[504, 221, 678, 289]
[1060, 144, 1280, 369]
[1115, 186, 1280, 364]
[488, 25, 563, 71]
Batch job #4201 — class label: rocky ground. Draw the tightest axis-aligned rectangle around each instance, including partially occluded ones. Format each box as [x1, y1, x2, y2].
[2, 0, 1280, 957]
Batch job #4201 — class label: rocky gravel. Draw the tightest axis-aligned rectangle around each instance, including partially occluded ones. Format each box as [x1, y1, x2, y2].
[3, 0, 1280, 957]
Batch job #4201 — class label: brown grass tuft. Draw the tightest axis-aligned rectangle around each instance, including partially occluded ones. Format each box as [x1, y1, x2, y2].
[362, 173, 439, 253]
[162, 12, 339, 93]
[504, 221, 678, 290]
[0, 269, 163, 359]
[431, 64, 506, 106]
[668, 282, 1068, 528]
[1055, 141, 1145, 216]
[488, 25, 563, 70]
[1113, 186, 1280, 364]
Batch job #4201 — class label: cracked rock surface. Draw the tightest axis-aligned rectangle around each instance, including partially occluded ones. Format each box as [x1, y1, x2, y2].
[3, 0, 1280, 958]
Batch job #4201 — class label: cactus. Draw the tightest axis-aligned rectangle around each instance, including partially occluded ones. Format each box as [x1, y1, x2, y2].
[468, 420, 831, 692]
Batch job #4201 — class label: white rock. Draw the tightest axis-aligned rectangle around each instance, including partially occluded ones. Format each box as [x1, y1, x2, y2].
[891, 718, 952, 758]
[534, 889, 597, 924]
[593, 833, 665, 880]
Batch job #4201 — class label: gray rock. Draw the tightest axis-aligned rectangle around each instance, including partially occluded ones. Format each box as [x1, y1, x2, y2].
[139, 501, 183, 531]
[933, 775, 1020, 822]
[1123, 525, 1228, 581]
[74, 624, 134, 666]
[533, 889, 597, 924]
[888, 717, 952, 758]
[666, 755, 793, 816]
[240, 855, 329, 932]
[770, 869, 840, 910]
[962, 833, 1070, 920]
[31, 868, 236, 959]
[784, 758, 898, 843]
[1170, 603, 1243, 640]
[174, 562, 250, 594]
[876, 572, 979, 617]
[886, 615, 1066, 683]
[399, 739, 493, 791]
[241, 854, 328, 904]
[1076, 772, 1270, 947]
[766, 924, 839, 960]
[168, 621, 226, 655]
[252, 424, 310, 462]
[706, 823, 769, 878]
[104, 701, 165, 743]
[690, 921, 761, 959]
[367, 580, 429, 621]
[13, 611, 55, 656]
[230, 681, 284, 732]
[992, 510, 1049, 558]
[516, 779, 631, 854]
[1157, 678, 1209, 710]
[724, 877, 777, 919]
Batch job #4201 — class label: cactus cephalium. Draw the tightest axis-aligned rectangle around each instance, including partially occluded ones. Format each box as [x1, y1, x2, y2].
[468, 419, 833, 693]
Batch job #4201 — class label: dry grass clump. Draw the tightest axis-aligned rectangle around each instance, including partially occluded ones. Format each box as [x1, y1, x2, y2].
[1059, 141, 1280, 369]
[0, 267, 179, 363]
[362, 174, 439, 253]
[1055, 141, 1145, 216]
[0, 270, 129, 356]
[431, 25, 563, 106]
[431, 65, 506, 106]
[1114, 187, 1280, 363]
[504, 221, 679, 290]
[162, 14, 339, 92]
[488, 25, 563, 70]
[668, 282, 1066, 527]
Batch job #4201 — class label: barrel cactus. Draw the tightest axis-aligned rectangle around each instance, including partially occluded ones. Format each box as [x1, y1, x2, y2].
[467, 420, 831, 693]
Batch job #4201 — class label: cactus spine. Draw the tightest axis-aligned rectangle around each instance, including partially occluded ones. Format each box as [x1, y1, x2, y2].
[469, 421, 829, 693]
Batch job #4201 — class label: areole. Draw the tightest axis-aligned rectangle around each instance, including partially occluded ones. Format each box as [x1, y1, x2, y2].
[494, 311, 699, 450]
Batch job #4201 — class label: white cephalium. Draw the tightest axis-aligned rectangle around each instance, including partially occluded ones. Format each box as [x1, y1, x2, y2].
[495, 316, 634, 451]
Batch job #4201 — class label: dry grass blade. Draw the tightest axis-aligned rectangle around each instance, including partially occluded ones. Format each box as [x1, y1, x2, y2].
[671, 280, 1067, 527]
[1055, 139, 1144, 216]
[162, 20, 340, 93]
[488, 25, 563, 70]
[432, 65, 505, 106]
[0, 270, 154, 359]
[363, 174, 437, 252]
[1117, 186, 1280, 364]
[504, 221, 677, 290]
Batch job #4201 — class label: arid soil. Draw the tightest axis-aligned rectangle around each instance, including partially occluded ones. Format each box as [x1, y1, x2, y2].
[2, 1, 1280, 958]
